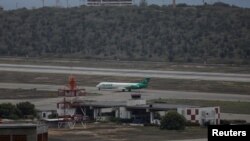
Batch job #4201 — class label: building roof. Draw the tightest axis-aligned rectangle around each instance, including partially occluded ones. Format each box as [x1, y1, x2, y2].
[127, 103, 198, 111]
[80, 100, 198, 111]
[0, 123, 38, 129]
[82, 101, 126, 107]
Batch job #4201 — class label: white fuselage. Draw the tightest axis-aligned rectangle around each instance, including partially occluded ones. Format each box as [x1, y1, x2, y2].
[96, 82, 137, 90]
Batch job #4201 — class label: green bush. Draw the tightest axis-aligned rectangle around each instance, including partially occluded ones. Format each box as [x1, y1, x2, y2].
[16, 102, 36, 118]
[0, 103, 19, 119]
[0, 102, 36, 119]
[160, 111, 186, 130]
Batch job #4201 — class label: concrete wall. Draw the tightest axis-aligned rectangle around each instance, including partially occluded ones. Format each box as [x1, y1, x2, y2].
[0, 124, 48, 141]
[38, 111, 52, 119]
[126, 99, 146, 106]
[114, 107, 131, 119]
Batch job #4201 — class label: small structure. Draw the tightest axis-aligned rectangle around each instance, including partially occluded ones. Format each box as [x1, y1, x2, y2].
[177, 107, 220, 125]
[56, 75, 87, 128]
[0, 123, 48, 141]
[77, 94, 221, 126]
[37, 110, 57, 120]
[87, 0, 133, 6]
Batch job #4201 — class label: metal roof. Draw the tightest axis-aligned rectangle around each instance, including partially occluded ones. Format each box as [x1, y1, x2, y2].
[79, 101, 198, 110]
[81, 101, 126, 107]
[0, 123, 38, 129]
[127, 103, 198, 111]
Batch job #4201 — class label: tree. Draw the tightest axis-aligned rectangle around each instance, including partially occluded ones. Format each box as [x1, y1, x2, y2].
[160, 111, 186, 130]
[0, 103, 19, 119]
[16, 102, 36, 118]
[0, 6, 249, 64]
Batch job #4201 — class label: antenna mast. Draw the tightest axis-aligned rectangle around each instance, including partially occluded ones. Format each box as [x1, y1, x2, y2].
[56, 0, 60, 7]
[173, 0, 176, 8]
[41, 0, 45, 7]
[66, 0, 69, 8]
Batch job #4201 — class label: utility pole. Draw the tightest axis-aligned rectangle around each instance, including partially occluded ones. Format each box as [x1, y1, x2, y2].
[66, 0, 69, 8]
[173, 0, 176, 8]
[79, 0, 81, 6]
[56, 0, 60, 7]
[41, 0, 45, 7]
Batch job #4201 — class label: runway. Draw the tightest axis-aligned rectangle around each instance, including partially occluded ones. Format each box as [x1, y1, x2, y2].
[0, 82, 249, 103]
[0, 64, 250, 82]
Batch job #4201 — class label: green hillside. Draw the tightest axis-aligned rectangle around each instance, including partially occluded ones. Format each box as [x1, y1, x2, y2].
[0, 5, 249, 64]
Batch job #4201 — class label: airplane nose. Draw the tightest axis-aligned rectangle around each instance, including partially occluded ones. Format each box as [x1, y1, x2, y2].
[96, 84, 101, 88]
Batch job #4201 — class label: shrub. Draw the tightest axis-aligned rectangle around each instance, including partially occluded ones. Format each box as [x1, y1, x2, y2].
[0, 102, 37, 119]
[160, 111, 186, 130]
[0, 103, 19, 119]
[16, 102, 36, 118]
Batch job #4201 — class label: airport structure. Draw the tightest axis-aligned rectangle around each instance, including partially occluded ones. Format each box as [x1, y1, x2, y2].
[56, 75, 87, 128]
[0, 124, 48, 141]
[53, 94, 220, 126]
[177, 106, 220, 125]
[38, 76, 220, 127]
[37, 110, 56, 120]
[87, 0, 133, 6]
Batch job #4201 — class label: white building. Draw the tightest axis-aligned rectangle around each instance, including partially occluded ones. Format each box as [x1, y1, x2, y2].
[87, 0, 133, 6]
[37, 110, 56, 120]
[177, 107, 220, 125]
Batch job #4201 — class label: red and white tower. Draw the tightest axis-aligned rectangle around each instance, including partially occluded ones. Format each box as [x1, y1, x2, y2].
[57, 75, 87, 128]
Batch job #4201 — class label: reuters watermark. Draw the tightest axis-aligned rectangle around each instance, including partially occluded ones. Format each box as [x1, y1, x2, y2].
[208, 125, 249, 140]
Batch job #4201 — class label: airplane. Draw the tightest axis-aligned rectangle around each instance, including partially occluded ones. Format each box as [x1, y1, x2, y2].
[96, 78, 150, 92]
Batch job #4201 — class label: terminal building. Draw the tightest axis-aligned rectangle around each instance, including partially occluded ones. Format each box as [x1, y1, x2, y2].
[87, 0, 133, 6]
[53, 94, 220, 126]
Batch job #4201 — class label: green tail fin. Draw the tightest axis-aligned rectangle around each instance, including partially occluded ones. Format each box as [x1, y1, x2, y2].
[141, 78, 150, 84]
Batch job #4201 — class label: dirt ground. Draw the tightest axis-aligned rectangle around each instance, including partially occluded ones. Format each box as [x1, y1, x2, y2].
[48, 123, 207, 141]
[0, 88, 100, 99]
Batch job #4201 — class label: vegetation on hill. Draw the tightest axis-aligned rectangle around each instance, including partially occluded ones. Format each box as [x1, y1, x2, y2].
[0, 4, 249, 64]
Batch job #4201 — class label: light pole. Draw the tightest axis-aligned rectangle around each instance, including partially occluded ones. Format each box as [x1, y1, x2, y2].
[173, 0, 176, 8]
